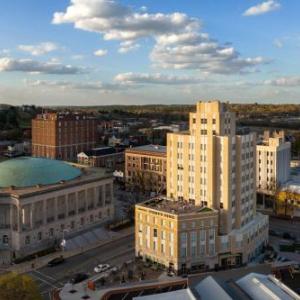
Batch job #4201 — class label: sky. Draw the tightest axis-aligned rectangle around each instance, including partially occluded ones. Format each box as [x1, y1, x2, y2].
[0, 0, 300, 106]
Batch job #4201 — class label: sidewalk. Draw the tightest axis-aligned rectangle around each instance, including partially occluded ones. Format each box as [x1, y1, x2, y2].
[8, 226, 134, 274]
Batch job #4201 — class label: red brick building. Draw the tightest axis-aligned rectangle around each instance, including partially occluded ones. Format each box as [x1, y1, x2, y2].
[32, 112, 97, 161]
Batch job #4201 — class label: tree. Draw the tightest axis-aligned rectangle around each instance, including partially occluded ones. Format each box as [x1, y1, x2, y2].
[0, 272, 42, 300]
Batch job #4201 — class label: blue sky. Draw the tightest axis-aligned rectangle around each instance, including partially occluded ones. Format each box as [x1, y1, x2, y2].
[0, 0, 300, 105]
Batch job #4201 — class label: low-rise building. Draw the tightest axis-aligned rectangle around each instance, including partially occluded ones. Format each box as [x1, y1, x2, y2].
[125, 145, 167, 194]
[135, 197, 268, 273]
[0, 157, 114, 264]
[77, 146, 125, 170]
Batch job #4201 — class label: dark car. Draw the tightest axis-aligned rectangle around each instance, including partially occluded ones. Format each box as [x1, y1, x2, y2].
[70, 273, 89, 284]
[47, 256, 65, 267]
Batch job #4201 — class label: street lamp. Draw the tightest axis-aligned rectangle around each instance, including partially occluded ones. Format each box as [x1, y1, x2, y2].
[60, 229, 69, 253]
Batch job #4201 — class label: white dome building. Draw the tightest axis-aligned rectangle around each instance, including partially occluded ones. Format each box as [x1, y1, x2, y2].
[0, 157, 114, 264]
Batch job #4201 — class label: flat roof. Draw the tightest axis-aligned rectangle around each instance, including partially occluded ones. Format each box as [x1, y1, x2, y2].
[137, 197, 216, 215]
[127, 144, 166, 155]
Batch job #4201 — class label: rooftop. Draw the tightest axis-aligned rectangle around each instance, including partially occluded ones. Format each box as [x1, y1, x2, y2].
[0, 157, 82, 188]
[78, 146, 118, 157]
[137, 197, 215, 215]
[126, 144, 166, 155]
[236, 273, 299, 300]
[126, 144, 167, 156]
[0, 159, 111, 198]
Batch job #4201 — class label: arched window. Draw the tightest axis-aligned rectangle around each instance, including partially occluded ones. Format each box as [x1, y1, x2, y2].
[2, 235, 8, 245]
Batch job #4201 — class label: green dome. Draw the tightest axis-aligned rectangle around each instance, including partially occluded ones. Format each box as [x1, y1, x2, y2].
[0, 157, 82, 188]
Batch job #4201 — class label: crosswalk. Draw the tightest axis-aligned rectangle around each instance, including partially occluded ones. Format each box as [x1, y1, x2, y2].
[29, 270, 64, 299]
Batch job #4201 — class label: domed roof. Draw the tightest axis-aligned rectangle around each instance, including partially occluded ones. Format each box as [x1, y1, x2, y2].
[0, 157, 82, 188]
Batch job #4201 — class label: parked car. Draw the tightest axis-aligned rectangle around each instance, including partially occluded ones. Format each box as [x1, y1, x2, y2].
[70, 273, 89, 284]
[167, 271, 176, 277]
[94, 263, 110, 273]
[47, 256, 65, 267]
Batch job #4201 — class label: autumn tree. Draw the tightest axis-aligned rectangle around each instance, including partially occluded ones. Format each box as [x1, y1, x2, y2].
[0, 272, 42, 300]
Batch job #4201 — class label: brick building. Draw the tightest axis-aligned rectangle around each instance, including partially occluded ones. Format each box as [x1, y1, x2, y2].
[32, 112, 97, 161]
[125, 145, 167, 194]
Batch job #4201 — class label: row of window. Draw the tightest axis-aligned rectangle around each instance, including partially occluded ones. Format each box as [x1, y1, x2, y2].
[24, 209, 110, 245]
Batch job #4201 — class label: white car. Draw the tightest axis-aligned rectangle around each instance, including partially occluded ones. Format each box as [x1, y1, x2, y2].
[94, 263, 110, 273]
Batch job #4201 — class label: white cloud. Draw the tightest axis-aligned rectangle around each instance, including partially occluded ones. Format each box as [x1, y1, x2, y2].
[25, 79, 133, 92]
[243, 1, 280, 17]
[0, 49, 10, 55]
[114, 72, 203, 85]
[151, 33, 270, 74]
[71, 54, 85, 60]
[118, 41, 140, 53]
[52, 0, 268, 74]
[264, 76, 300, 86]
[52, 0, 198, 41]
[0, 57, 85, 74]
[273, 38, 283, 48]
[94, 49, 108, 56]
[18, 42, 60, 56]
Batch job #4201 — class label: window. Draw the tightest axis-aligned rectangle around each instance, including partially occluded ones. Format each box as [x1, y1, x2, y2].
[37, 232, 42, 241]
[200, 244, 206, 255]
[49, 228, 54, 237]
[201, 118, 207, 124]
[212, 118, 216, 124]
[191, 231, 197, 244]
[153, 228, 158, 237]
[200, 230, 206, 242]
[25, 235, 30, 245]
[2, 235, 8, 245]
[209, 243, 215, 255]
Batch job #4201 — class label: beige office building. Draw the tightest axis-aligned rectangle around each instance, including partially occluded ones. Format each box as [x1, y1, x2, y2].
[135, 101, 268, 273]
[257, 130, 291, 194]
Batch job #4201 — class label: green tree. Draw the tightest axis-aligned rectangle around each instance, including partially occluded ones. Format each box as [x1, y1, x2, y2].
[0, 272, 42, 300]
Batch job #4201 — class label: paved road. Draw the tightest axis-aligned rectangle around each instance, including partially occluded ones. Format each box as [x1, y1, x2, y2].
[269, 217, 300, 239]
[28, 234, 134, 299]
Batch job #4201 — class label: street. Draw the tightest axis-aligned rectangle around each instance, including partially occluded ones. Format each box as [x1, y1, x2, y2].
[28, 215, 299, 299]
[28, 234, 134, 299]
